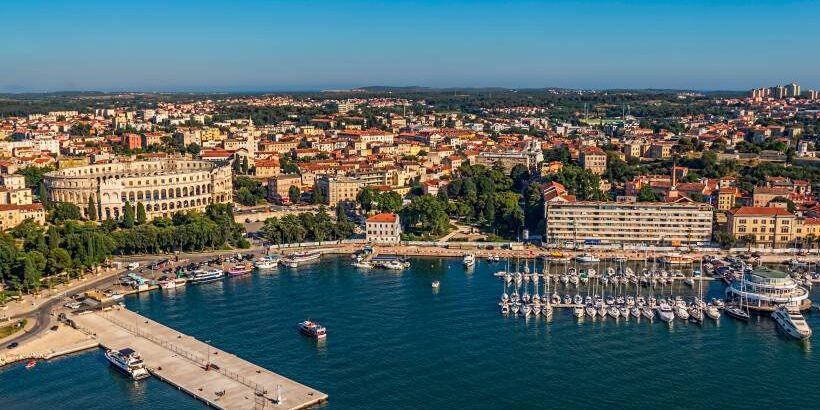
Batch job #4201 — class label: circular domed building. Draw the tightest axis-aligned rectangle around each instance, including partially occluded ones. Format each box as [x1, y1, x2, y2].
[44, 159, 232, 221]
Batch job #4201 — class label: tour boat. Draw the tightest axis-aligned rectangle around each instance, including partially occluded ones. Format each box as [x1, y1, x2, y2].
[283, 250, 322, 268]
[254, 256, 279, 270]
[462, 253, 476, 267]
[575, 253, 600, 263]
[105, 348, 150, 380]
[228, 263, 253, 277]
[188, 269, 224, 284]
[298, 320, 327, 339]
[772, 306, 812, 340]
[25, 360, 36, 369]
[432, 280, 440, 289]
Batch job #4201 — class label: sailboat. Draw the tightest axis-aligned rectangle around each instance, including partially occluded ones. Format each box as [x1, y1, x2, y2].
[689, 260, 705, 324]
[725, 264, 750, 322]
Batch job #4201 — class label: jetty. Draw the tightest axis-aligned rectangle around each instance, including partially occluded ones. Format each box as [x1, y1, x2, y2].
[69, 307, 327, 410]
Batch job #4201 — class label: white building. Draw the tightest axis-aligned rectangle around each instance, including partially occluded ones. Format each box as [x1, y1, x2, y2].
[365, 213, 402, 244]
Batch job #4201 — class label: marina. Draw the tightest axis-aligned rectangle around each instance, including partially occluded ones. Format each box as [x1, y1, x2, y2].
[2, 254, 819, 410]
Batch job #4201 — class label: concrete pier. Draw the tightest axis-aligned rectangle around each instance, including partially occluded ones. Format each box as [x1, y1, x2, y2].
[70, 307, 327, 410]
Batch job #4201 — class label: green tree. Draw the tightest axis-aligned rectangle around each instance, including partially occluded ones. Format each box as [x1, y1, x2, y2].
[377, 191, 403, 213]
[510, 164, 530, 191]
[122, 201, 135, 228]
[401, 194, 450, 236]
[357, 187, 375, 212]
[48, 202, 82, 224]
[311, 188, 325, 204]
[288, 185, 300, 205]
[86, 195, 97, 221]
[136, 202, 147, 225]
[637, 184, 659, 202]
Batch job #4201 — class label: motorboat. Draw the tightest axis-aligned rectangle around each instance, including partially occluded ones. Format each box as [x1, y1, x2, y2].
[705, 305, 721, 320]
[573, 295, 583, 305]
[658, 301, 675, 323]
[563, 294, 572, 304]
[688, 306, 704, 324]
[585, 304, 597, 318]
[432, 280, 440, 289]
[298, 320, 327, 339]
[228, 263, 253, 277]
[542, 303, 553, 317]
[254, 256, 279, 270]
[159, 277, 187, 290]
[630, 307, 641, 318]
[607, 306, 620, 318]
[283, 250, 322, 268]
[105, 348, 150, 380]
[352, 261, 373, 269]
[771, 306, 812, 340]
[575, 253, 600, 263]
[463, 253, 476, 267]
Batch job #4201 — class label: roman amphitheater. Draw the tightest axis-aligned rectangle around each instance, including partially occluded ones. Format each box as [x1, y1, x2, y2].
[44, 159, 232, 221]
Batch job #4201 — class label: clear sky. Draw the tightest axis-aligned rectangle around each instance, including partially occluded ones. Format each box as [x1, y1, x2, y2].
[3, 0, 819, 92]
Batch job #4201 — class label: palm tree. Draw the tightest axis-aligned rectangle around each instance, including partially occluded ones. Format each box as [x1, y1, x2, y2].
[743, 234, 757, 252]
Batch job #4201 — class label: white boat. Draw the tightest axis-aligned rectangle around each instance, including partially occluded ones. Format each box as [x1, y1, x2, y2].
[352, 261, 373, 269]
[542, 303, 553, 317]
[688, 306, 704, 324]
[658, 301, 675, 323]
[659, 253, 693, 265]
[254, 256, 279, 270]
[683, 277, 694, 287]
[607, 306, 620, 318]
[573, 305, 585, 318]
[432, 280, 440, 289]
[283, 250, 322, 268]
[772, 306, 812, 340]
[705, 305, 721, 320]
[159, 277, 187, 290]
[573, 295, 583, 305]
[585, 304, 597, 318]
[619, 306, 629, 318]
[575, 253, 600, 263]
[382, 260, 406, 270]
[630, 307, 641, 318]
[641, 306, 655, 320]
[463, 253, 476, 267]
[522, 304, 533, 317]
[105, 348, 150, 380]
[188, 269, 224, 284]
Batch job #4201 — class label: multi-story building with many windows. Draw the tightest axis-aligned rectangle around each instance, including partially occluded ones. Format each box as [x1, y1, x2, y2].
[544, 201, 713, 246]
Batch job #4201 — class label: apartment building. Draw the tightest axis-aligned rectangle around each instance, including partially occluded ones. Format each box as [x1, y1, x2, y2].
[268, 174, 302, 203]
[545, 201, 713, 246]
[579, 146, 607, 175]
[315, 175, 361, 207]
[727, 207, 820, 248]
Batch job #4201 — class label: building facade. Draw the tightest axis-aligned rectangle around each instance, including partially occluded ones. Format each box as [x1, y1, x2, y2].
[727, 206, 820, 248]
[316, 175, 361, 207]
[44, 159, 232, 221]
[579, 147, 607, 175]
[545, 201, 713, 246]
[365, 213, 402, 244]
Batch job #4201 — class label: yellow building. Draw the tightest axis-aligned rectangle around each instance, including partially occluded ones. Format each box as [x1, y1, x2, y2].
[728, 206, 820, 247]
[316, 176, 361, 208]
[717, 186, 739, 211]
[579, 147, 607, 175]
[0, 203, 46, 230]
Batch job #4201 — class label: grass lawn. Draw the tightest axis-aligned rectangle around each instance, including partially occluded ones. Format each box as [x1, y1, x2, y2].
[0, 319, 27, 339]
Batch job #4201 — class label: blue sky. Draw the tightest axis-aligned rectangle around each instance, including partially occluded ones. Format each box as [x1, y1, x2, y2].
[2, 0, 818, 92]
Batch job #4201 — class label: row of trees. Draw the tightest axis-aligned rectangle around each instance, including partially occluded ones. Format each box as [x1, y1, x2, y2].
[260, 207, 355, 244]
[0, 204, 247, 294]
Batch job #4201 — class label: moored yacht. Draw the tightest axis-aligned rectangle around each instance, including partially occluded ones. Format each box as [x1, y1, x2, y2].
[463, 252, 476, 267]
[188, 268, 223, 284]
[575, 253, 600, 263]
[105, 348, 150, 380]
[283, 250, 322, 268]
[772, 306, 812, 340]
[254, 256, 279, 270]
[658, 301, 675, 323]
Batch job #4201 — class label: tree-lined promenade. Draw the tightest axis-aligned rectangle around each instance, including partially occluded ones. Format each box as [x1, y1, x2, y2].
[0, 203, 247, 301]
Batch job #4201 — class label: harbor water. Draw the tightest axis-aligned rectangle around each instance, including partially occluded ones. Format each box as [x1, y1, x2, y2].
[2, 255, 820, 409]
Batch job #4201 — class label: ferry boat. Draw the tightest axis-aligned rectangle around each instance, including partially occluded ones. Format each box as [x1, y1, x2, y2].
[254, 256, 279, 270]
[228, 263, 253, 277]
[575, 253, 600, 263]
[104, 348, 150, 380]
[188, 269, 224, 284]
[298, 320, 327, 339]
[463, 253, 476, 267]
[725, 267, 810, 312]
[283, 250, 322, 268]
[771, 306, 812, 340]
[659, 253, 693, 265]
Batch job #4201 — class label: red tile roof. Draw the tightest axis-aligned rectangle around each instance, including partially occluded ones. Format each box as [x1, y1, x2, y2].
[366, 213, 398, 223]
[731, 207, 794, 217]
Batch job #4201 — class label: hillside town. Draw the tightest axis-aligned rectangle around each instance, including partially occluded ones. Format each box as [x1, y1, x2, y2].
[0, 85, 818, 285]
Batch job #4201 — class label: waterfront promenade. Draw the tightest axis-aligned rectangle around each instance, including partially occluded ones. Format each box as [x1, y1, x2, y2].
[70, 307, 327, 410]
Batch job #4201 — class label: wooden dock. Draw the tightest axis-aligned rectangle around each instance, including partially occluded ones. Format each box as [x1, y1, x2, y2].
[70, 307, 327, 410]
